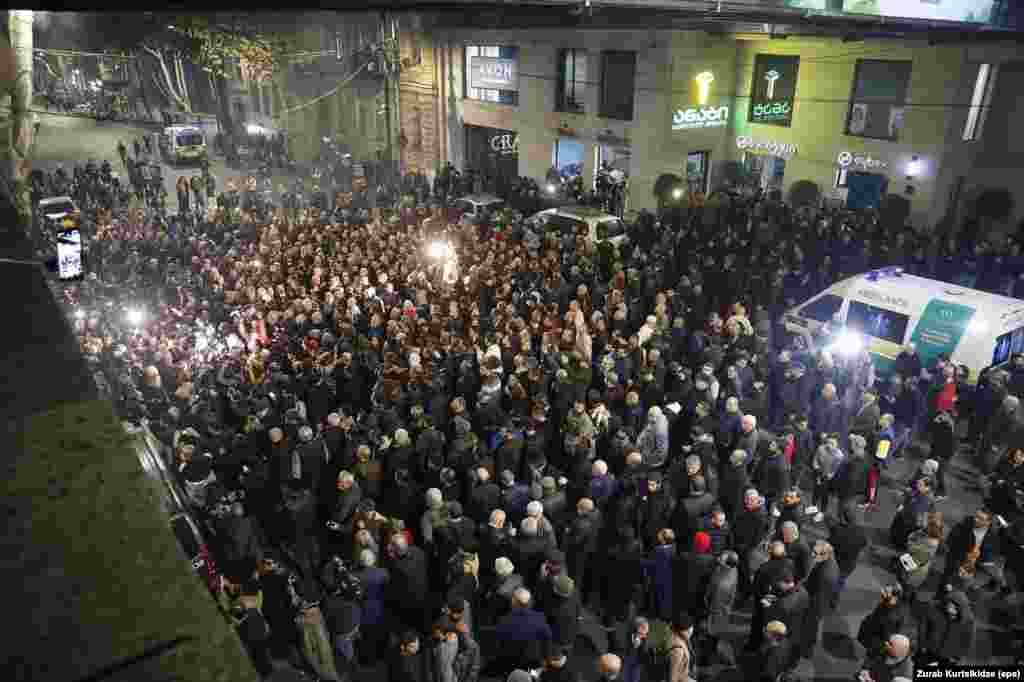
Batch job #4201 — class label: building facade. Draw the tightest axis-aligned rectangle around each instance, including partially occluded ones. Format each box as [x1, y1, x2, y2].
[429, 26, 1024, 229]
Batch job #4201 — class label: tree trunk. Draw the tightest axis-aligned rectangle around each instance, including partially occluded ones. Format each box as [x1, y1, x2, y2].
[144, 47, 190, 112]
[215, 74, 236, 149]
[7, 10, 34, 238]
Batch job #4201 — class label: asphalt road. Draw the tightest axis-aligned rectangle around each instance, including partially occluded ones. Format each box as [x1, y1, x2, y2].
[28, 109, 1022, 680]
[32, 110, 293, 206]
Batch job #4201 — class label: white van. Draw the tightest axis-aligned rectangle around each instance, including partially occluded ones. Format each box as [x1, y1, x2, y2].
[528, 205, 630, 247]
[782, 267, 1024, 384]
[161, 126, 207, 164]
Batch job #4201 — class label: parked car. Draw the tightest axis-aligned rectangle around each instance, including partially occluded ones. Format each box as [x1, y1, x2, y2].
[527, 204, 630, 247]
[37, 196, 78, 225]
[451, 194, 505, 224]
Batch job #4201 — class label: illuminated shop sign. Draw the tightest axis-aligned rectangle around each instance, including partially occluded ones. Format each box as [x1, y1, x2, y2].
[837, 151, 888, 170]
[489, 133, 519, 155]
[736, 136, 797, 159]
[750, 55, 799, 127]
[469, 56, 519, 91]
[673, 71, 729, 130]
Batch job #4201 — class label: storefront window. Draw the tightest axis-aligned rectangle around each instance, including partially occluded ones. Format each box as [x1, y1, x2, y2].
[846, 59, 912, 141]
[465, 46, 519, 105]
[553, 138, 585, 179]
[799, 294, 844, 323]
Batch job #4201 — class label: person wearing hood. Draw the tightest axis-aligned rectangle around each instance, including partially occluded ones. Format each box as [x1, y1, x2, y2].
[922, 590, 978, 668]
[637, 406, 670, 470]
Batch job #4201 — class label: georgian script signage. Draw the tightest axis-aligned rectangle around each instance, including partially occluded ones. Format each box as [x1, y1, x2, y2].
[469, 56, 519, 91]
[736, 136, 797, 159]
[672, 106, 729, 130]
[857, 288, 909, 308]
[837, 151, 888, 170]
[750, 55, 799, 127]
[489, 133, 519, 156]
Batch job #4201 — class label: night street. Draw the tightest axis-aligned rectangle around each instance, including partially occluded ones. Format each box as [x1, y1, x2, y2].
[3, 8, 1024, 682]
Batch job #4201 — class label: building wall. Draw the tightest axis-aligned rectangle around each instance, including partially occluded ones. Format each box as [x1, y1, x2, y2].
[399, 18, 442, 175]
[427, 26, 1024, 226]
[730, 37, 978, 227]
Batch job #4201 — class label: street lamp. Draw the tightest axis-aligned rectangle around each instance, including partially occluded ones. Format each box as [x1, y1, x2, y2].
[672, 187, 684, 200]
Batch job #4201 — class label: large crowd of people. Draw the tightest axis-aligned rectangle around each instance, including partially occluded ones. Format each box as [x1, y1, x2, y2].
[51, 147, 1024, 682]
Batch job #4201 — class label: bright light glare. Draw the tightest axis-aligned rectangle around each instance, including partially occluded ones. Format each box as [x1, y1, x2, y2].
[968, 319, 987, 334]
[830, 331, 863, 356]
[74, 309, 86, 320]
[546, 183, 557, 194]
[428, 241, 449, 259]
[672, 188, 684, 200]
[246, 124, 264, 135]
[126, 309, 144, 326]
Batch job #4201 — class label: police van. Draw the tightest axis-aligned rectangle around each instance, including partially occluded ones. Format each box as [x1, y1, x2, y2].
[782, 267, 1024, 383]
[161, 125, 208, 165]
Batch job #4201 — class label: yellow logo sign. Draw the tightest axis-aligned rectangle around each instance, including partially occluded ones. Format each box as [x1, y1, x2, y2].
[695, 72, 715, 105]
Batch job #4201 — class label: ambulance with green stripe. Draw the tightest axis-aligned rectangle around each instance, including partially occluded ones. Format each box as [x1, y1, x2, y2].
[782, 267, 1024, 384]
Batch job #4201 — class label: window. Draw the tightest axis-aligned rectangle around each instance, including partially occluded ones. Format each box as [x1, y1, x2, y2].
[846, 59, 912, 141]
[597, 218, 626, 240]
[176, 131, 204, 147]
[847, 301, 910, 345]
[799, 294, 845, 323]
[554, 137, 585, 178]
[465, 46, 519, 105]
[834, 167, 849, 188]
[993, 326, 1024, 366]
[600, 51, 636, 121]
[963, 63, 996, 142]
[557, 49, 587, 113]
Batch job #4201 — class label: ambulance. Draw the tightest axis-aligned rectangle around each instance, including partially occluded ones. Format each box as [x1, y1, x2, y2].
[782, 267, 1024, 384]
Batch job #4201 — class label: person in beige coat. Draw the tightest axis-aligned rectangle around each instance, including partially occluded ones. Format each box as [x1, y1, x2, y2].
[669, 613, 696, 682]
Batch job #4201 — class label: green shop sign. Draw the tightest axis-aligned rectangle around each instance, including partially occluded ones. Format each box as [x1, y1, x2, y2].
[909, 300, 976, 368]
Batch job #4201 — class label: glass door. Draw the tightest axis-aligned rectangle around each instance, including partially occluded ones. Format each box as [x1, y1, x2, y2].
[686, 151, 710, 195]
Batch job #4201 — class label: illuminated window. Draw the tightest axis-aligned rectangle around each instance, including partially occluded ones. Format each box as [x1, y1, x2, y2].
[465, 45, 519, 105]
[963, 63, 996, 142]
[556, 49, 587, 113]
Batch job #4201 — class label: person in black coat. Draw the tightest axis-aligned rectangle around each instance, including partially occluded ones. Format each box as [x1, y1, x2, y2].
[636, 473, 676, 549]
[762, 572, 810, 670]
[828, 501, 868, 594]
[599, 526, 646, 627]
[731, 490, 772, 600]
[928, 411, 957, 499]
[747, 541, 795, 651]
[468, 467, 502, 525]
[235, 579, 274, 677]
[675, 531, 717, 620]
[385, 534, 432, 632]
[779, 521, 813, 583]
[856, 584, 911, 660]
[544, 574, 583, 648]
[942, 508, 1008, 591]
[802, 540, 840, 659]
[753, 440, 791, 513]
[388, 631, 432, 682]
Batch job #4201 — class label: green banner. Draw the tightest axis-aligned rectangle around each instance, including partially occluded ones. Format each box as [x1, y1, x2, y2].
[909, 300, 976, 368]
